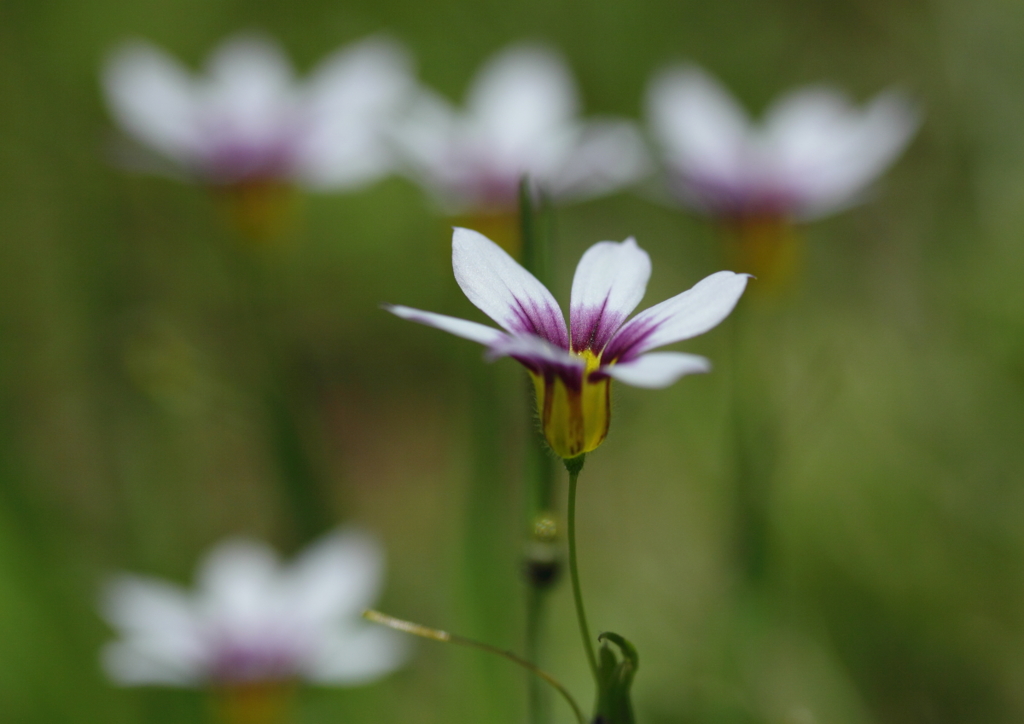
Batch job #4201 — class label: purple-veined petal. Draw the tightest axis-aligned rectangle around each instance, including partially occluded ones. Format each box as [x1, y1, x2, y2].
[452, 228, 569, 348]
[102, 41, 201, 164]
[604, 351, 710, 388]
[569, 237, 651, 353]
[604, 271, 748, 361]
[296, 37, 415, 189]
[647, 65, 752, 189]
[486, 334, 585, 388]
[384, 304, 507, 347]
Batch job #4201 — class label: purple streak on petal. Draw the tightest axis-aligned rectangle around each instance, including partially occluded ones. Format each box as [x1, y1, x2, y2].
[452, 228, 570, 349]
[506, 295, 571, 349]
[600, 316, 659, 363]
[486, 333, 584, 389]
[569, 297, 628, 353]
[603, 271, 748, 361]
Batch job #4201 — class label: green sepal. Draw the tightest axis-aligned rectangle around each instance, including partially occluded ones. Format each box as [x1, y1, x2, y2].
[592, 631, 639, 724]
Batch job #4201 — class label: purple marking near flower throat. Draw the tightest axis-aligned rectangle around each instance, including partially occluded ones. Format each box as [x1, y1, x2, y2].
[196, 113, 306, 184]
[674, 170, 803, 219]
[206, 633, 307, 684]
[601, 316, 660, 364]
[506, 296, 570, 350]
[570, 297, 627, 354]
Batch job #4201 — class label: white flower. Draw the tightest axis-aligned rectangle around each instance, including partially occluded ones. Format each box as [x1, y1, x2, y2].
[99, 528, 409, 687]
[386, 228, 747, 458]
[393, 44, 651, 213]
[647, 64, 920, 220]
[102, 34, 414, 189]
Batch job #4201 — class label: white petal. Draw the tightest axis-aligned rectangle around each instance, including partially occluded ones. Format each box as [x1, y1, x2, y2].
[101, 640, 203, 687]
[197, 538, 281, 624]
[102, 41, 200, 163]
[100, 574, 197, 638]
[605, 352, 710, 388]
[297, 37, 415, 189]
[569, 238, 651, 353]
[99, 574, 208, 682]
[201, 34, 295, 151]
[548, 120, 652, 200]
[486, 333, 585, 374]
[647, 65, 752, 185]
[769, 89, 919, 218]
[305, 626, 410, 684]
[467, 45, 578, 166]
[283, 528, 386, 627]
[605, 271, 748, 360]
[384, 305, 507, 347]
[452, 228, 569, 348]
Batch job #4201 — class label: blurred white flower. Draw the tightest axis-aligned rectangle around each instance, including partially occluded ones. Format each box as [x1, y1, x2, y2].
[99, 528, 409, 687]
[647, 65, 920, 220]
[393, 44, 651, 213]
[102, 34, 414, 189]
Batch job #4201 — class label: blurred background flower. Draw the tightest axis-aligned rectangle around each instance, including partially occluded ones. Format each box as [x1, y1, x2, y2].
[646, 64, 919, 288]
[100, 528, 406, 688]
[647, 64, 919, 222]
[103, 34, 413, 190]
[392, 44, 649, 251]
[102, 34, 413, 239]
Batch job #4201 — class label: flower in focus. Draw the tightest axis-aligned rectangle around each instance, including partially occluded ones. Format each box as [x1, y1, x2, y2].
[386, 228, 747, 458]
[393, 44, 650, 221]
[102, 34, 413, 237]
[646, 64, 920, 222]
[99, 528, 409, 688]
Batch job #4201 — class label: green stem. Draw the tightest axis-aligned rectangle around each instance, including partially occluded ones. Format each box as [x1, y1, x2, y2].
[364, 610, 586, 724]
[565, 454, 598, 683]
[524, 586, 547, 724]
[520, 174, 558, 724]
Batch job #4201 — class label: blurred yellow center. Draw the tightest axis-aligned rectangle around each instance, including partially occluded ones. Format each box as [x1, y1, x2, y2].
[215, 180, 298, 245]
[531, 351, 611, 459]
[213, 681, 293, 724]
[722, 216, 801, 297]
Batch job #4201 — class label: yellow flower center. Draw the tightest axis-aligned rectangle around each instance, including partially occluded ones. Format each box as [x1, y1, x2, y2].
[531, 350, 611, 459]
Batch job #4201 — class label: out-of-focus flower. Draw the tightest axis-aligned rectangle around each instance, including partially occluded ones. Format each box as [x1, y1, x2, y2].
[386, 228, 747, 458]
[99, 528, 408, 687]
[393, 45, 650, 217]
[646, 65, 919, 221]
[102, 34, 413, 191]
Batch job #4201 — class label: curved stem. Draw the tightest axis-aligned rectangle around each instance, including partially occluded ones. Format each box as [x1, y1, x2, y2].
[565, 455, 598, 683]
[363, 610, 586, 724]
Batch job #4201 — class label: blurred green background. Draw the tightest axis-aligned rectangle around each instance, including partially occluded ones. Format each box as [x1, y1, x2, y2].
[3, 0, 1024, 722]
